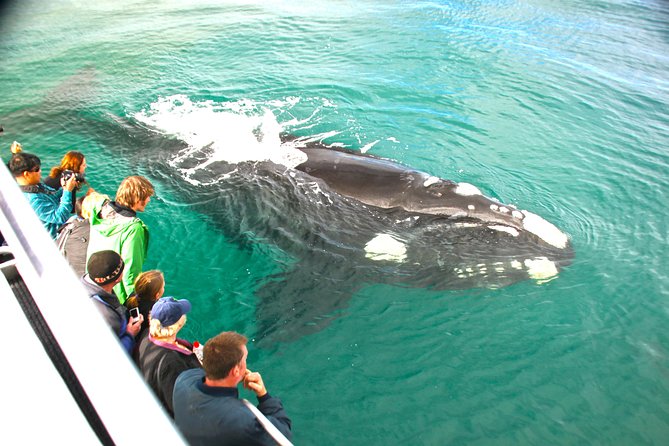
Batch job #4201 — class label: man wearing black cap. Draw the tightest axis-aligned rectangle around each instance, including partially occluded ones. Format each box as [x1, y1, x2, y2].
[81, 250, 143, 354]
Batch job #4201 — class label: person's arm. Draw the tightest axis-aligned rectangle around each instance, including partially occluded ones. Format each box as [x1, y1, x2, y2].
[29, 187, 73, 225]
[118, 332, 136, 354]
[257, 395, 292, 440]
[119, 222, 148, 299]
[245, 371, 292, 440]
[119, 313, 142, 354]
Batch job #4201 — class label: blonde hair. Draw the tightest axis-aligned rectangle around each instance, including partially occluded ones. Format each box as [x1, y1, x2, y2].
[149, 314, 187, 339]
[115, 175, 154, 208]
[81, 191, 109, 220]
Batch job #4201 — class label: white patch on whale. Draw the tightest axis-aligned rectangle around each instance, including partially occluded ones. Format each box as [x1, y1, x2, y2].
[453, 222, 480, 228]
[365, 234, 407, 262]
[524, 257, 559, 282]
[488, 225, 519, 237]
[521, 211, 569, 249]
[423, 176, 440, 187]
[468, 205, 475, 210]
[455, 182, 482, 196]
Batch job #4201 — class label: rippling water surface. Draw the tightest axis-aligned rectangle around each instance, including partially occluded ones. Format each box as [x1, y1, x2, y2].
[1, 0, 668, 444]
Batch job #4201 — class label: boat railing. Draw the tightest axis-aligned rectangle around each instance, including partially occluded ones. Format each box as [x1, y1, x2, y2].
[0, 161, 186, 445]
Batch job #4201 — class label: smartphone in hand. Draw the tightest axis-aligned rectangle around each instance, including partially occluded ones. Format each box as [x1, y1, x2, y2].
[129, 307, 140, 320]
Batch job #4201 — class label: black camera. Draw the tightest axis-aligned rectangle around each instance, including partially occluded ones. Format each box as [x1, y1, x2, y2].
[62, 169, 86, 183]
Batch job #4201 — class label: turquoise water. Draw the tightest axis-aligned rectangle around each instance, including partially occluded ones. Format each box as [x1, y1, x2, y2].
[2, 0, 669, 444]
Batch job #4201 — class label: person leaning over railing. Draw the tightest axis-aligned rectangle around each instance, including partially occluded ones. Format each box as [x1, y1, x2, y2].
[87, 175, 154, 304]
[136, 296, 202, 418]
[124, 269, 166, 345]
[172, 331, 293, 446]
[43, 150, 88, 213]
[80, 250, 143, 355]
[7, 142, 79, 239]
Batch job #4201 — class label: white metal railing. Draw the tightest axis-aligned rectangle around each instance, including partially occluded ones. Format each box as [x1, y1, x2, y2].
[0, 162, 186, 445]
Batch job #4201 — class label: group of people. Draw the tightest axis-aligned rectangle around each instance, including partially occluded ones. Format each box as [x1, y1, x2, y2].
[5, 142, 292, 445]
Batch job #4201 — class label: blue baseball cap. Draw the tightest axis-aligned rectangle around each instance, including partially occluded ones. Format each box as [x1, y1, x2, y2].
[150, 296, 192, 326]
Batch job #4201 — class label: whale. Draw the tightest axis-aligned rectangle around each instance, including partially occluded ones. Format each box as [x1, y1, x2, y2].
[2, 92, 573, 344]
[142, 133, 573, 344]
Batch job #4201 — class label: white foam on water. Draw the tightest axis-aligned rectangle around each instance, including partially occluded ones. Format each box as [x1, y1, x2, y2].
[455, 182, 482, 196]
[364, 233, 407, 262]
[521, 210, 569, 249]
[133, 95, 309, 177]
[360, 140, 380, 153]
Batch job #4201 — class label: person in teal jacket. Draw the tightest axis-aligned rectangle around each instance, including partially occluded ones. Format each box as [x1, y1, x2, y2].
[87, 175, 154, 304]
[9, 147, 79, 239]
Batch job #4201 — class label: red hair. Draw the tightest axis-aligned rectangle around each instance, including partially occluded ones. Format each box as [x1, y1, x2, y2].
[49, 151, 85, 178]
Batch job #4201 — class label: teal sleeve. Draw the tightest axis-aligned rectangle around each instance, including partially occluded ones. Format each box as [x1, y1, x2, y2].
[29, 189, 73, 224]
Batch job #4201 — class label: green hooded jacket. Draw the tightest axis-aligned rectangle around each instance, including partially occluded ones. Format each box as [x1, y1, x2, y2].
[87, 199, 149, 304]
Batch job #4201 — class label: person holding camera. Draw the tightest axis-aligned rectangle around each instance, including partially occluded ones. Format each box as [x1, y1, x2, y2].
[8, 147, 78, 239]
[44, 150, 88, 213]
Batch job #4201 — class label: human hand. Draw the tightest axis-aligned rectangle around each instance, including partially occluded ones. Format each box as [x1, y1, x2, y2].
[243, 370, 267, 398]
[126, 314, 143, 337]
[62, 174, 78, 192]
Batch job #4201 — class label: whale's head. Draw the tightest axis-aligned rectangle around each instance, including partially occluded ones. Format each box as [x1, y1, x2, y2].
[411, 178, 571, 250]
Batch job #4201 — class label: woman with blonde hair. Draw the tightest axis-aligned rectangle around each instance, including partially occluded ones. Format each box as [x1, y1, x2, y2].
[137, 297, 201, 418]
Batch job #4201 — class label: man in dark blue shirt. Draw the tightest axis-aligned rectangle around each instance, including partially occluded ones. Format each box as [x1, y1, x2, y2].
[172, 331, 292, 446]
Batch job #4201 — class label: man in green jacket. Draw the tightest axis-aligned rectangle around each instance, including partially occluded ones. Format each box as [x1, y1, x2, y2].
[87, 175, 154, 304]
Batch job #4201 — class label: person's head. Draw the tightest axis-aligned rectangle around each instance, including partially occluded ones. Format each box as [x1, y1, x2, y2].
[74, 196, 85, 218]
[50, 151, 86, 178]
[203, 331, 248, 382]
[115, 175, 154, 211]
[134, 270, 165, 303]
[148, 296, 191, 339]
[87, 250, 124, 289]
[80, 191, 109, 220]
[8, 151, 41, 185]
